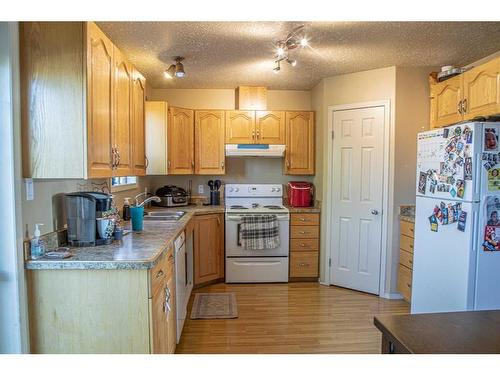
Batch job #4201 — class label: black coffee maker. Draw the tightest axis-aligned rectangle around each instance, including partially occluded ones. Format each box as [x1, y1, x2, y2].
[65, 192, 114, 247]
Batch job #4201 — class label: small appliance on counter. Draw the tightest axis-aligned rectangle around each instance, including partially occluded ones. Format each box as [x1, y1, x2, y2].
[153, 185, 189, 207]
[65, 192, 114, 247]
[287, 181, 314, 207]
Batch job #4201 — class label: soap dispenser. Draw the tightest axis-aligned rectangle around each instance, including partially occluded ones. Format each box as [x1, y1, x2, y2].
[31, 223, 46, 259]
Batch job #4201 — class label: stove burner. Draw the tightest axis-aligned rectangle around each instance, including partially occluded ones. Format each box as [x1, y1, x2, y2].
[230, 205, 248, 209]
[263, 205, 284, 209]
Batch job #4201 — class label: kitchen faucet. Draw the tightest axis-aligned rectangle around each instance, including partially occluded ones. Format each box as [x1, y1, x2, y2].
[135, 188, 161, 207]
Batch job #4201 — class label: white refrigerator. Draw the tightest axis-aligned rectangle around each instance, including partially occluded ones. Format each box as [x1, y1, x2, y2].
[412, 122, 500, 314]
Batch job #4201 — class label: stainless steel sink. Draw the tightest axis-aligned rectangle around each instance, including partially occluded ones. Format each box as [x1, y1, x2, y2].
[143, 211, 186, 221]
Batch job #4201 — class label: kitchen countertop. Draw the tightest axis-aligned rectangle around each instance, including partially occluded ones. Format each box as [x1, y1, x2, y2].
[399, 205, 415, 223]
[285, 201, 321, 213]
[25, 204, 225, 271]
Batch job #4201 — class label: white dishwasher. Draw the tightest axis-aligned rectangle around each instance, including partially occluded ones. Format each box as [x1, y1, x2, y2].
[174, 230, 193, 343]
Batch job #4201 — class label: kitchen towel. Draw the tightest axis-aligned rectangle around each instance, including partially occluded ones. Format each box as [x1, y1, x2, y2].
[240, 214, 280, 250]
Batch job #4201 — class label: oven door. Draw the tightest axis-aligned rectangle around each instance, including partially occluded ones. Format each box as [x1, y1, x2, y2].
[225, 214, 289, 257]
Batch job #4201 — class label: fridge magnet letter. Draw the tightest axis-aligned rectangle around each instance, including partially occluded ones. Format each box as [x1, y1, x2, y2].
[457, 211, 467, 232]
[418, 172, 427, 194]
[484, 128, 498, 151]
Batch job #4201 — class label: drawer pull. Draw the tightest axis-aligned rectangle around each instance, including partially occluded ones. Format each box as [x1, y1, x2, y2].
[409, 244, 414, 249]
[299, 231, 306, 234]
[155, 270, 164, 279]
[406, 283, 411, 288]
[300, 218, 307, 222]
[409, 259, 413, 264]
[300, 243, 306, 247]
[410, 228, 414, 232]
[298, 262, 310, 267]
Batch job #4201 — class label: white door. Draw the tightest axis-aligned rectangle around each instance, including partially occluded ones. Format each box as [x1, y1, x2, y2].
[330, 106, 385, 294]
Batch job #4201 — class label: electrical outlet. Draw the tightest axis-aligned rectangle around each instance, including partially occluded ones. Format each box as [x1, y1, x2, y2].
[198, 185, 204, 194]
[25, 178, 34, 201]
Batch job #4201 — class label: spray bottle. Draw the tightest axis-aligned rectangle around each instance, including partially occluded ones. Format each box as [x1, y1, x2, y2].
[31, 223, 46, 259]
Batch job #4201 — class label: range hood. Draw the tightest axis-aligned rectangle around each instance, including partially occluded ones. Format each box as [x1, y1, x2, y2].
[225, 144, 285, 157]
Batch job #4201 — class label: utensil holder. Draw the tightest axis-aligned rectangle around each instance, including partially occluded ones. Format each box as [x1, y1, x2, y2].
[210, 191, 220, 206]
[130, 206, 144, 231]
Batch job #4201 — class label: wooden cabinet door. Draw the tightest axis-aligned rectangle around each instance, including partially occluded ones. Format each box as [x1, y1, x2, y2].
[285, 111, 315, 175]
[86, 22, 114, 178]
[168, 107, 194, 174]
[145, 101, 168, 175]
[195, 110, 225, 175]
[112, 46, 133, 177]
[194, 214, 224, 286]
[132, 68, 146, 176]
[225, 110, 255, 144]
[430, 75, 463, 128]
[256, 111, 285, 144]
[463, 57, 500, 120]
[151, 283, 169, 354]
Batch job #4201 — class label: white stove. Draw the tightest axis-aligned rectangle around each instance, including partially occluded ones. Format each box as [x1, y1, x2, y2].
[225, 184, 289, 283]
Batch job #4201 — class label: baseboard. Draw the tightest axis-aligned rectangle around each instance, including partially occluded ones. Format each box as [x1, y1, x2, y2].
[380, 292, 403, 300]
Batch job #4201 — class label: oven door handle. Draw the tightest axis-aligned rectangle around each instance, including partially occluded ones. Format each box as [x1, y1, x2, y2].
[226, 214, 289, 221]
[237, 223, 242, 247]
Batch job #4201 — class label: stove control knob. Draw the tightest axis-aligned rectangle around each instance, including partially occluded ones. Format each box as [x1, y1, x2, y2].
[271, 188, 276, 192]
[276, 187, 281, 192]
[234, 188, 239, 192]
[229, 188, 234, 192]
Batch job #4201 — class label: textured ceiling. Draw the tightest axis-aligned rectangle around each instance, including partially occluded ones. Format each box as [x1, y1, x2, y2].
[97, 22, 500, 90]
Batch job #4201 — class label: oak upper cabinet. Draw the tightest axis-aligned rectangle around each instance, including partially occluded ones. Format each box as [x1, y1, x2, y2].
[430, 74, 463, 128]
[225, 110, 256, 144]
[195, 110, 226, 175]
[112, 46, 133, 177]
[285, 111, 315, 175]
[132, 69, 147, 176]
[20, 22, 146, 179]
[194, 214, 224, 286]
[168, 107, 195, 174]
[462, 57, 500, 120]
[145, 101, 168, 175]
[256, 111, 285, 144]
[86, 22, 115, 178]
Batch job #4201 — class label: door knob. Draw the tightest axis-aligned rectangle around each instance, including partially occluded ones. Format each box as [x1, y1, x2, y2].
[371, 209, 379, 215]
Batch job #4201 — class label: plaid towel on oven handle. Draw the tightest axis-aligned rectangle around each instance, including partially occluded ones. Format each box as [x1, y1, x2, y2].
[239, 214, 280, 250]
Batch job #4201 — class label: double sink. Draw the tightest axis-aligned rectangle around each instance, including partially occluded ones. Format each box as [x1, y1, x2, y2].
[143, 210, 187, 221]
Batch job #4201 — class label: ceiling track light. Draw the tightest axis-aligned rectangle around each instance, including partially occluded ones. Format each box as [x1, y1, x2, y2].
[272, 25, 309, 73]
[164, 56, 186, 79]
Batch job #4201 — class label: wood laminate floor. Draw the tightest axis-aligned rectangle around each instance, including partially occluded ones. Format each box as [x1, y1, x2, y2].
[176, 282, 409, 354]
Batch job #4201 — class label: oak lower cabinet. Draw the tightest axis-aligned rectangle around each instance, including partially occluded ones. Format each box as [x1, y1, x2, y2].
[429, 56, 500, 129]
[27, 246, 176, 354]
[285, 111, 315, 175]
[397, 220, 415, 302]
[20, 21, 146, 179]
[289, 213, 320, 279]
[168, 107, 195, 174]
[195, 110, 226, 174]
[193, 214, 225, 286]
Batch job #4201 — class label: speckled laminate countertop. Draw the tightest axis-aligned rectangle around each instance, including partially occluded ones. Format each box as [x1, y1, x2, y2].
[25, 205, 225, 271]
[400, 205, 415, 223]
[285, 201, 321, 213]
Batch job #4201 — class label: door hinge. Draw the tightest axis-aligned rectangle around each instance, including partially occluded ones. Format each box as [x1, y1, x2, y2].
[329, 258, 332, 267]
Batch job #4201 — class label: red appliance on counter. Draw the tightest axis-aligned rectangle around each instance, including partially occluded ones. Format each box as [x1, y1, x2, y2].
[287, 182, 314, 207]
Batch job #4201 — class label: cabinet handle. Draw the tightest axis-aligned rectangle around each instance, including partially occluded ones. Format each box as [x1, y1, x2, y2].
[191, 161, 195, 169]
[168, 253, 174, 262]
[299, 262, 310, 267]
[164, 286, 171, 314]
[409, 244, 414, 249]
[256, 130, 260, 139]
[145, 155, 149, 169]
[155, 270, 164, 279]
[110, 147, 116, 169]
[221, 161, 225, 169]
[252, 130, 255, 140]
[406, 283, 411, 288]
[462, 98, 468, 114]
[217, 216, 221, 225]
[285, 159, 290, 168]
[300, 243, 306, 247]
[300, 218, 307, 222]
[115, 147, 121, 167]
[299, 231, 306, 234]
[457, 100, 463, 115]
[168, 160, 171, 169]
[409, 259, 413, 264]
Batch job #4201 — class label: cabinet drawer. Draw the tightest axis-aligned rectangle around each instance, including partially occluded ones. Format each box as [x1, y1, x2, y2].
[400, 234, 414, 254]
[290, 225, 319, 239]
[397, 264, 412, 302]
[291, 213, 320, 226]
[291, 238, 319, 252]
[150, 245, 174, 296]
[290, 251, 319, 278]
[399, 249, 413, 270]
[400, 220, 415, 238]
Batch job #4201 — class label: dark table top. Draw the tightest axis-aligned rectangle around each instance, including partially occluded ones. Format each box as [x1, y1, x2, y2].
[374, 310, 500, 354]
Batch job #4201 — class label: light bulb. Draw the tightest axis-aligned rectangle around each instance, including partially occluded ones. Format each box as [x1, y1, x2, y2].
[277, 47, 285, 57]
[164, 64, 176, 79]
[288, 59, 297, 67]
[300, 37, 308, 47]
